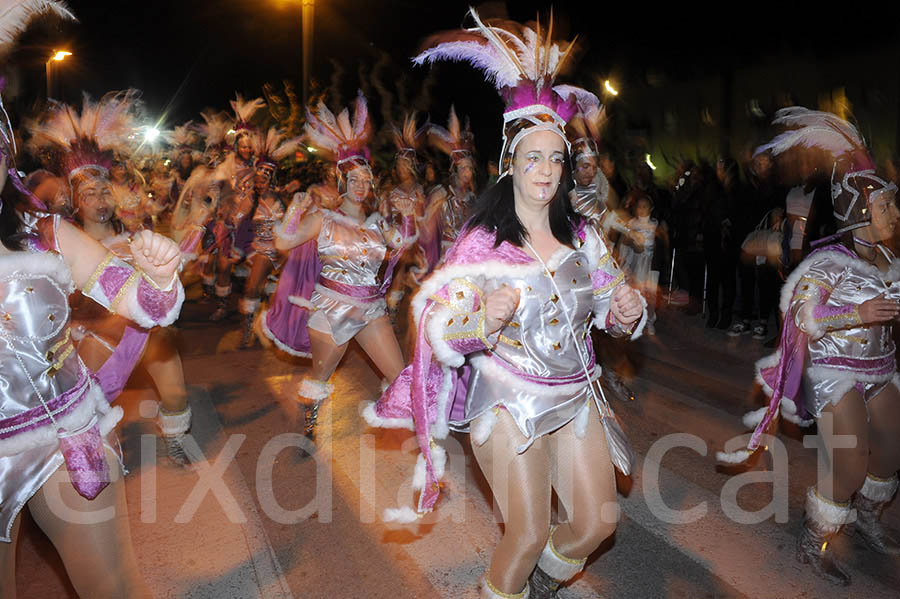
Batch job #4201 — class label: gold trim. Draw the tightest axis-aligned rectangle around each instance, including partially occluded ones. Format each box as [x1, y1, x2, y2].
[799, 276, 833, 293]
[548, 525, 588, 566]
[593, 271, 625, 295]
[47, 328, 71, 358]
[81, 252, 115, 294]
[109, 270, 140, 314]
[498, 335, 522, 347]
[49, 343, 74, 372]
[483, 576, 528, 598]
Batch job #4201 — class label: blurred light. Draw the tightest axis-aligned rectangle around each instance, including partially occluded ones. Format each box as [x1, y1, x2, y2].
[227, 129, 236, 136]
[51, 50, 72, 62]
[604, 80, 619, 96]
[307, 146, 317, 153]
[164, 159, 171, 166]
[645, 154, 657, 170]
[144, 127, 160, 142]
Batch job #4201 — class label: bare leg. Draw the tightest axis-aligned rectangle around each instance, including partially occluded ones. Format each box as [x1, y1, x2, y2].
[307, 328, 349, 384]
[866, 384, 900, 478]
[27, 452, 151, 599]
[353, 315, 406, 383]
[551, 401, 618, 559]
[470, 409, 551, 595]
[817, 390, 869, 503]
[143, 327, 188, 414]
[0, 515, 21, 599]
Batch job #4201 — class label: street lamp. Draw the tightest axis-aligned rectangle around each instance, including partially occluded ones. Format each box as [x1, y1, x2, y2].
[301, 0, 314, 108]
[46, 50, 72, 99]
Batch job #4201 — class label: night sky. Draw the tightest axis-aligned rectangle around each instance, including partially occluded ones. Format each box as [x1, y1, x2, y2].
[8, 1, 890, 161]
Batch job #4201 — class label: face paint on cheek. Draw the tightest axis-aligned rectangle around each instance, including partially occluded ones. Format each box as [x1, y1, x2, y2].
[524, 162, 535, 174]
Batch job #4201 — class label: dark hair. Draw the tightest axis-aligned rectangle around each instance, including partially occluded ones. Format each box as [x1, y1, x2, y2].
[0, 183, 27, 251]
[467, 171, 579, 249]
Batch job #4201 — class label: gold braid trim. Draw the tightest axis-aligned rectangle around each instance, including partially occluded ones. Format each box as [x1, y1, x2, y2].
[109, 270, 140, 314]
[483, 576, 528, 598]
[548, 525, 588, 565]
[799, 276, 833, 293]
[49, 344, 74, 372]
[592, 271, 625, 296]
[81, 252, 115, 295]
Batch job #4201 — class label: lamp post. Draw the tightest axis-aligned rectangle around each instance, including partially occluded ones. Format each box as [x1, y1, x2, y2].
[301, 0, 314, 108]
[46, 50, 72, 99]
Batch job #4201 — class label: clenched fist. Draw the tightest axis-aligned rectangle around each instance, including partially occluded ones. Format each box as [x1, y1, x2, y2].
[485, 284, 521, 334]
[610, 285, 643, 327]
[858, 293, 900, 324]
[130, 230, 181, 287]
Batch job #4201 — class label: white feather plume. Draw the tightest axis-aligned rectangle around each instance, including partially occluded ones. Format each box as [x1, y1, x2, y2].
[304, 91, 371, 158]
[755, 107, 865, 159]
[0, 0, 75, 51]
[229, 94, 265, 127]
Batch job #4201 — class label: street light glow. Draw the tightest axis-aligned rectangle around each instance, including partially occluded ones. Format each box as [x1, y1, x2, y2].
[144, 127, 160, 142]
[51, 50, 72, 62]
[604, 80, 619, 96]
[307, 146, 317, 153]
[645, 154, 657, 170]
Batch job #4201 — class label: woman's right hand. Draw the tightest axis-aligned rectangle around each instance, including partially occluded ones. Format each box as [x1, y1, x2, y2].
[484, 284, 520, 334]
[858, 294, 900, 325]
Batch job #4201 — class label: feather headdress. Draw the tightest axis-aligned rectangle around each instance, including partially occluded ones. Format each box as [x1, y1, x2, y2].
[392, 112, 428, 171]
[166, 121, 202, 162]
[252, 126, 302, 180]
[755, 107, 894, 234]
[413, 7, 592, 172]
[426, 105, 475, 166]
[567, 94, 606, 164]
[227, 94, 265, 147]
[28, 89, 141, 183]
[0, 1, 74, 55]
[304, 90, 372, 165]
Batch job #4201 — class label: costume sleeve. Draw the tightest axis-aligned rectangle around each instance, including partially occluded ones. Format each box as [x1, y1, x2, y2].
[80, 252, 183, 328]
[791, 256, 859, 341]
[424, 276, 497, 367]
[382, 214, 418, 251]
[583, 224, 646, 338]
[274, 193, 310, 249]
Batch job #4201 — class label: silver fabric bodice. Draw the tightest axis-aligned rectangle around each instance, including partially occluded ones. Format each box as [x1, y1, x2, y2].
[317, 211, 389, 287]
[0, 253, 79, 419]
[802, 253, 900, 363]
[440, 187, 472, 243]
[572, 185, 605, 222]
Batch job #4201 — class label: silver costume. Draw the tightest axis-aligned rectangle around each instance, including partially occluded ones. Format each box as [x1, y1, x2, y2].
[307, 210, 403, 345]
[0, 252, 119, 542]
[789, 247, 900, 418]
[250, 192, 286, 266]
[438, 184, 474, 248]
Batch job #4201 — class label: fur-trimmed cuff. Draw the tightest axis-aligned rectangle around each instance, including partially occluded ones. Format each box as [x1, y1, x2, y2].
[297, 379, 333, 402]
[806, 487, 852, 533]
[481, 576, 529, 599]
[158, 405, 192, 436]
[215, 284, 232, 298]
[125, 275, 184, 328]
[537, 526, 587, 582]
[202, 273, 217, 286]
[361, 401, 415, 431]
[238, 296, 260, 315]
[859, 473, 899, 502]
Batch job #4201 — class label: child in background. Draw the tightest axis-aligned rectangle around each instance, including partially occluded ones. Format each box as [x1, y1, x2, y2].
[619, 195, 660, 334]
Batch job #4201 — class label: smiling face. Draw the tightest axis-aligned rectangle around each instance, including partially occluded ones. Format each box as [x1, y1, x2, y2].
[345, 165, 373, 203]
[512, 129, 566, 208]
[236, 135, 253, 162]
[867, 188, 900, 242]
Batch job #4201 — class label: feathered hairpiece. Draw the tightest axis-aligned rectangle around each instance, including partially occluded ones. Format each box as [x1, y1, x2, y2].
[426, 105, 475, 166]
[28, 89, 140, 183]
[0, 1, 74, 55]
[754, 107, 894, 234]
[567, 94, 606, 164]
[252, 126, 302, 179]
[166, 121, 202, 162]
[228, 93, 265, 140]
[392, 112, 428, 171]
[304, 90, 372, 165]
[413, 8, 593, 173]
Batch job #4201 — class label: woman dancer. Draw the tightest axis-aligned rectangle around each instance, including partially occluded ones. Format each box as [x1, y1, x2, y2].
[236, 127, 302, 348]
[0, 77, 183, 599]
[275, 92, 417, 435]
[368, 11, 645, 598]
[718, 108, 900, 586]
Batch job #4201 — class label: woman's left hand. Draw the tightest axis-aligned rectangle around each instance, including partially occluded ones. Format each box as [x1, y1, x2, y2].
[130, 230, 181, 287]
[610, 285, 643, 326]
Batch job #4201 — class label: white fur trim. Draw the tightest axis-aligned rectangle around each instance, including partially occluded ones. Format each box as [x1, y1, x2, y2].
[806, 487, 852, 532]
[361, 401, 414, 431]
[387, 290, 404, 304]
[859, 474, 899, 502]
[238, 296, 260, 315]
[287, 295, 317, 310]
[297, 379, 332, 401]
[202, 273, 216, 286]
[741, 406, 769, 429]
[0, 252, 74, 293]
[537, 528, 587, 581]
[470, 408, 498, 447]
[0, 380, 119, 458]
[215, 284, 232, 297]
[158, 405, 192, 436]
[234, 264, 250, 278]
[779, 398, 814, 426]
[258, 309, 312, 358]
[574, 400, 590, 440]
[382, 506, 420, 524]
[797, 302, 825, 341]
[424, 305, 465, 368]
[430, 365, 455, 440]
[412, 452, 427, 491]
[431, 444, 447, 480]
[715, 448, 754, 464]
[125, 278, 185, 328]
